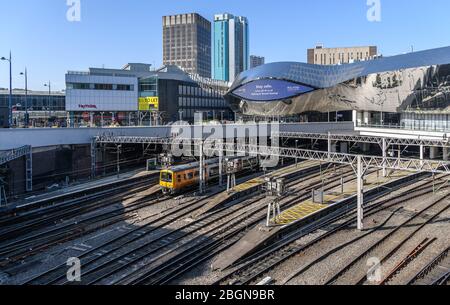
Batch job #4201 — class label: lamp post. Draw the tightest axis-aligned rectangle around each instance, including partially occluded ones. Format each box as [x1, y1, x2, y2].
[44, 81, 51, 127]
[20, 69, 29, 128]
[1, 52, 12, 128]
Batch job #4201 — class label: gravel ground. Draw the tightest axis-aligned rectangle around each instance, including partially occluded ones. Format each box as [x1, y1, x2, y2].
[171, 176, 449, 286]
[3, 168, 448, 286]
[1, 169, 269, 285]
[275, 190, 449, 285]
[371, 208, 450, 285]
[3, 187, 209, 285]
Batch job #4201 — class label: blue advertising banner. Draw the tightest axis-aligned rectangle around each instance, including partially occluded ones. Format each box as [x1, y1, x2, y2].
[232, 79, 314, 101]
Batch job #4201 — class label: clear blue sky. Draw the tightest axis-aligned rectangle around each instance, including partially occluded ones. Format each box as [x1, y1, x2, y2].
[1, 0, 449, 91]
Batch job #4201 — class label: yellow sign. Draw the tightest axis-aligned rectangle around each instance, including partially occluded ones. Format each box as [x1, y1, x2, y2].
[139, 97, 159, 111]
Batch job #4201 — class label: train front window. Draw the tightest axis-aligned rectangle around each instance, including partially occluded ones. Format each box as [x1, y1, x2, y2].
[161, 172, 173, 183]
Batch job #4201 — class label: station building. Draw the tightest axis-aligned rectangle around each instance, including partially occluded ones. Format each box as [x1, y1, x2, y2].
[65, 63, 233, 127]
[0, 89, 66, 128]
[227, 46, 450, 132]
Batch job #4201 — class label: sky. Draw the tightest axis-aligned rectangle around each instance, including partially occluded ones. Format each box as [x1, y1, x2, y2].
[0, 0, 450, 91]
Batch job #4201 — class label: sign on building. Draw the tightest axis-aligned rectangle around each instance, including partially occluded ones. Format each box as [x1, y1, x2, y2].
[138, 97, 159, 111]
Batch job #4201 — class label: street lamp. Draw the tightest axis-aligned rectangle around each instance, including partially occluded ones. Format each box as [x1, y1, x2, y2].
[19, 69, 29, 128]
[1, 52, 12, 128]
[44, 81, 51, 127]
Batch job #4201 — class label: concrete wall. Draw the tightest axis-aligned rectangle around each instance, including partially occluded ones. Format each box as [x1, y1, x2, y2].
[0, 122, 355, 150]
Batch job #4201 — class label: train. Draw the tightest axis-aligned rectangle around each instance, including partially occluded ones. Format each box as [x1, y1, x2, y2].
[160, 156, 259, 194]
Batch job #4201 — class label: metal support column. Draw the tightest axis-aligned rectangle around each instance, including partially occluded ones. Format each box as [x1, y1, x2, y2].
[0, 178, 7, 207]
[91, 139, 97, 179]
[116, 144, 122, 178]
[90, 112, 94, 127]
[382, 138, 387, 177]
[25, 148, 32, 192]
[219, 140, 223, 187]
[444, 147, 449, 161]
[328, 132, 332, 161]
[199, 140, 205, 194]
[357, 155, 364, 231]
[420, 145, 424, 166]
[266, 200, 281, 227]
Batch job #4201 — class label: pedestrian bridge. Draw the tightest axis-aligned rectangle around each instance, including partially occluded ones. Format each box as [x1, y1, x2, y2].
[0, 122, 354, 150]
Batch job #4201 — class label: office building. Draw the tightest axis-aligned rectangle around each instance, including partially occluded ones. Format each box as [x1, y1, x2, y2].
[307, 45, 378, 65]
[162, 13, 211, 78]
[250, 55, 265, 69]
[66, 63, 232, 126]
[213, 13, 249, 82]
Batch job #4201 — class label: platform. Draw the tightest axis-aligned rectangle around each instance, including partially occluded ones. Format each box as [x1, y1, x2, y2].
[272, 169, 410, 226]
[5, 168, 159, 211]
[191, 161, 321, 219]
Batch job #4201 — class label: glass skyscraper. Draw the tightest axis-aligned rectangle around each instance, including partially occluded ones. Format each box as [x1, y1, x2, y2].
[213, 13, 249, 82]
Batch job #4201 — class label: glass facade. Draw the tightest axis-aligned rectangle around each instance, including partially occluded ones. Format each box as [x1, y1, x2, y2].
[177, 83, 227, 120]
[0, 93, 65, 112]
[227, 46, 450, 118]
[139, 76, 158, 97]
[213, 14, 249, 82]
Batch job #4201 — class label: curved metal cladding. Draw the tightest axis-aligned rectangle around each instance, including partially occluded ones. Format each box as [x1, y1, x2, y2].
[227, 46, 450, 116]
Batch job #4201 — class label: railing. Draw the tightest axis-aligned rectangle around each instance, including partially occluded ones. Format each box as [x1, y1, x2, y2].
[0, 145, 32, 166]
[356, 123, 450, 133]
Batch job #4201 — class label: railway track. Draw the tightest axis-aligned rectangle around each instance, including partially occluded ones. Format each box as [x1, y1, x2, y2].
[0, 180, 155, 240]
[324, 192, 450, 285]
[213, 176, 444, 286]
[407, 247, 450, 285]
[23, 162, 340, 285]
[379, 237, 437, 285]
[0, 173, 159, 220]
[64, 164, 338, 285]
[102, 168, 366, 285]
[0, 188, 166, 266]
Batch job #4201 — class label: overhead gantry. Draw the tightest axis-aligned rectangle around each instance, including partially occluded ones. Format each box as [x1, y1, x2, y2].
[92, 133, 450, 230]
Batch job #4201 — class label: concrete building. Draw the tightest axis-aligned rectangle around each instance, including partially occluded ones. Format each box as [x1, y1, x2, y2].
[0, 89, 66, 128]
[213, 13, 249, 82]
[65, 63, 232, 126]
[162, 13, 212, 78]
[250, 55, 265, 69]
[307, 45, 378, 65]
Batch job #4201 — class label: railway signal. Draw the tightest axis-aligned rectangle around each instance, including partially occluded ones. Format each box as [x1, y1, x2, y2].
[265, 177, 286, 227]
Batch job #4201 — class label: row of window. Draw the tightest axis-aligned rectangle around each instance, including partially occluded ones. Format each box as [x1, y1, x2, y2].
[0, 95, 65, 111]
[178, 85, 221, 98]
[180, 108, 223, 119]
[67, 83, 135, 91]
[315, 51, 372, 65]
[178, 97, 227, 108]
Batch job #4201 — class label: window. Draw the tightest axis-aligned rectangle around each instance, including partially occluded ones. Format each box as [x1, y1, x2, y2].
[161, 172, 172, 182]
[116, 84, 132, 91]
[94, 83, 113, 90]
[68, 83, 90, 90]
